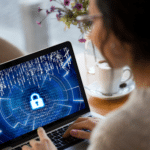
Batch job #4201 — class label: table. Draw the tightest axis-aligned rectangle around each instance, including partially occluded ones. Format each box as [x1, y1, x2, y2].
[88, 94, 130, 116]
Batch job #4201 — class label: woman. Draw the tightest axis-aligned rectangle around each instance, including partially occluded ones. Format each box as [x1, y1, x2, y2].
[22, 0, 150, 149]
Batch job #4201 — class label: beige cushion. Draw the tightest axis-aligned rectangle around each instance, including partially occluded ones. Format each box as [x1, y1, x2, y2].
[0, 38, 25, 64]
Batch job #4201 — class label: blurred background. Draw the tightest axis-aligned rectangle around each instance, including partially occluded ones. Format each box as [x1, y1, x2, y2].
[0, 0, 85, 54]
[0, 0, 104, 86]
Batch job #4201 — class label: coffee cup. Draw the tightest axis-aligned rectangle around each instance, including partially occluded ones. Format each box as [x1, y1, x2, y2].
[95, 60, 133, 96]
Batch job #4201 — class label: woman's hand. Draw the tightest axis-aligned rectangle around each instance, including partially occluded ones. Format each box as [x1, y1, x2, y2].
[22, 127, 57, 150]
[62, 117, 101, 140]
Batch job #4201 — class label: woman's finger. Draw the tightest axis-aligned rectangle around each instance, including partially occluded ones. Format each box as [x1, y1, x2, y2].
[70, 129, 91, 139]
[68, 117, 99, 130]
[37, 127, 49, 141]
[29, 139, 40, 148]
[63, 117, 100, 138]
[37, 127, 57, 150]
[22, 145, 32, 150]
[63, 117, 88, 137]
[68, 117, 88, 128]
[62, 119, 92, 138]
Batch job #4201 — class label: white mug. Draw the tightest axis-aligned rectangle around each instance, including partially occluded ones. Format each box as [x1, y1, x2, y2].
[95, 60, 133, 95]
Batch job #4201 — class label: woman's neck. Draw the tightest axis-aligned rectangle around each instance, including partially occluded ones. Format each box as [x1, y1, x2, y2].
[133, 66, 150, 89]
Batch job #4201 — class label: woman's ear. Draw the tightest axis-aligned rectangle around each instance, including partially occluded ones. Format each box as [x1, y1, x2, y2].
[99, 31, 133, 68]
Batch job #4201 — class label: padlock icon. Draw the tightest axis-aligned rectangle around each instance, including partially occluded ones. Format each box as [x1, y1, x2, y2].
[30, 93, 45, 110]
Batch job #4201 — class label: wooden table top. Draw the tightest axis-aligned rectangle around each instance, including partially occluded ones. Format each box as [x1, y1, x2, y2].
[88, 94, 130, 116]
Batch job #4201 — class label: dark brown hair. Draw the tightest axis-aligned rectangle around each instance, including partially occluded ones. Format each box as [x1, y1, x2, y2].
[96, 0, 150, 68]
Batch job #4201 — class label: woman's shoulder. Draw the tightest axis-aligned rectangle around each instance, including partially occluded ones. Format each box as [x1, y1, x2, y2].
[104, 87, 150, 122]
[87, 88, 150, 150]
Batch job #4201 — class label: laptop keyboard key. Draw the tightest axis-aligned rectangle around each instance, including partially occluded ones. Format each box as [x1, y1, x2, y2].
[63, 125, 69, 129]
[58, 128, 65, 132]
[52, 132, 58, 136]
[48, 133, 53, 138]
[56, 143, 62, 148]
[59, 132, 64, 136]
[52, 139, 59, 144]
[54, 136, 61, 139]
[59, 140, 67, 145]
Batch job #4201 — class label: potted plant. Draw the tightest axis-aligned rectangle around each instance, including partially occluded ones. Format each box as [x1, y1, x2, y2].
[36, 0, 91, 43]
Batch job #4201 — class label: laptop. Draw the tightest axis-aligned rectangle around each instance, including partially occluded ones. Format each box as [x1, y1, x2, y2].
[0, 41, 105, 150]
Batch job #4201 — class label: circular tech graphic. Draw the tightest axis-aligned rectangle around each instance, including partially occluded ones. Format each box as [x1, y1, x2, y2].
[0, 75, 75, 131]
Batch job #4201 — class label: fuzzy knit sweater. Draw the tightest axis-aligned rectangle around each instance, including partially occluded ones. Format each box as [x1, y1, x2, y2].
[87, 88, 150, 150]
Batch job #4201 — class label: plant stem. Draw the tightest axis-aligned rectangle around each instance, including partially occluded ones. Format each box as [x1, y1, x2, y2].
[41, 15, 49, 23]
[55, 7, 67, 13]
[54, 0, 63, 5]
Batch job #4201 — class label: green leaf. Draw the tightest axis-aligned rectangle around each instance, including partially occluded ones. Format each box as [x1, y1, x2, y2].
[71, 2, 75, 7]
[60, 17, 67, 22]
[72, 21, 78, 25]
[79, 0, 82, 3]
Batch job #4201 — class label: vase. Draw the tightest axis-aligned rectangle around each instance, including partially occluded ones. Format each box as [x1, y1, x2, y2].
[84, 33, 104, 85]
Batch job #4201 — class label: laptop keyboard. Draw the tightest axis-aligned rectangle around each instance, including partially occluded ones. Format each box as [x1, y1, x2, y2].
[12, 115, 92, 150]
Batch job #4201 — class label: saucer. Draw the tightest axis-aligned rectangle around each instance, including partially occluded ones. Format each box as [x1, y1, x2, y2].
[84, 79, 136, 100]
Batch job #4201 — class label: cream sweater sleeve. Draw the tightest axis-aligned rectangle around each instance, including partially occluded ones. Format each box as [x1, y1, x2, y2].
[87, 88, 150, 150]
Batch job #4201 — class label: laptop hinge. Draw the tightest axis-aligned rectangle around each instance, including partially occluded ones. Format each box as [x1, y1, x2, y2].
[2, 147, 12, 150]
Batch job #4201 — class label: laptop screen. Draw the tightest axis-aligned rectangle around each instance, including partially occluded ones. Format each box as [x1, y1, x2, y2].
[0, 42, 87, 145]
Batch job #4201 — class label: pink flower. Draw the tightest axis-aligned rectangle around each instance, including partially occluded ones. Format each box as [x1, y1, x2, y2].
[58, 10, 62, 15]
[50, 0, 52, 1]
[64, 0, 70, 6]
[36, 21, 41, 27]
[74, 3, 83, 11]
[78, 38, 86, 43]
[46, 9, 50, 15]
[50, 6, 55, 12]
[38, 7, 42, 12]
[56, 14, 61, 21]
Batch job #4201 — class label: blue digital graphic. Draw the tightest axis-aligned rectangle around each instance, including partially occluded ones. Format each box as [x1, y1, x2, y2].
[0, 47, 86, 144]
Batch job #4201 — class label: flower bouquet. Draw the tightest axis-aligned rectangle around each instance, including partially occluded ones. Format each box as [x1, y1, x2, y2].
[36, 0, 91, 43]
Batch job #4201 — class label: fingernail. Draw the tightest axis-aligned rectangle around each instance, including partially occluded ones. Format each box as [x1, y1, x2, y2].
[70, 129, 77, 136]
[37, 127, 40, 131]
[37, 127, 42, 132]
